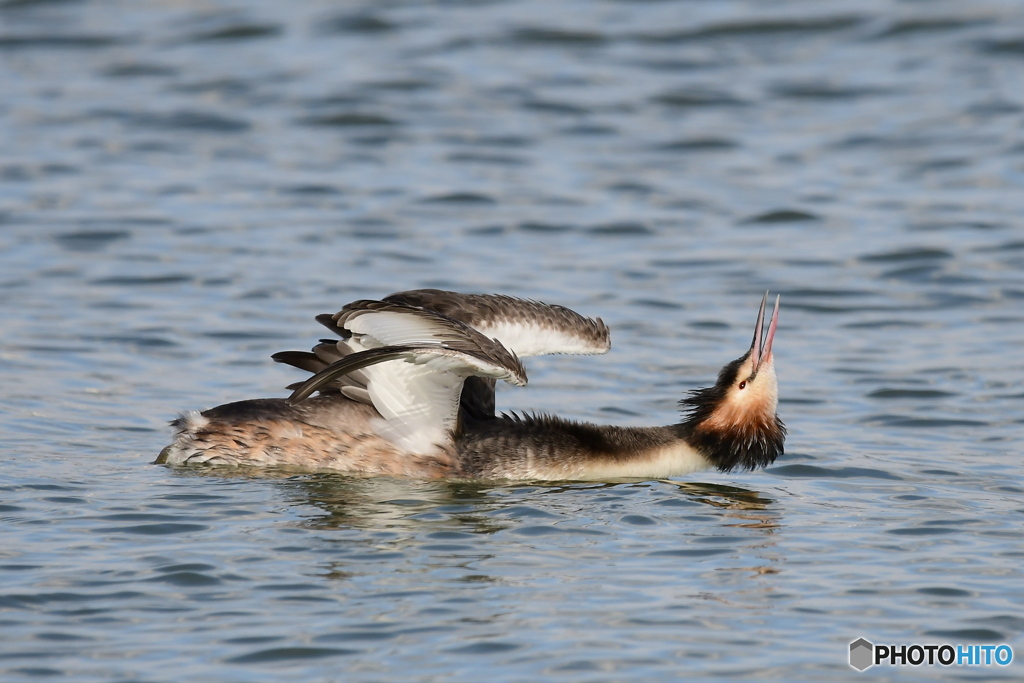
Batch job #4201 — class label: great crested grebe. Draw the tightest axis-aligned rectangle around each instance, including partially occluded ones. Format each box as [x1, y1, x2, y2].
[158, 289, 785, 480]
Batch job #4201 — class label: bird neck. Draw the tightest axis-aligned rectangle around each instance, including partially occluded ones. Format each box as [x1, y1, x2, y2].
[458, 416, 712, 480]
[675, 413, 785, 473]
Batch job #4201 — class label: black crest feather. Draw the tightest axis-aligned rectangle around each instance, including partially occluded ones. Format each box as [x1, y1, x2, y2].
[677, 353, 785, 472]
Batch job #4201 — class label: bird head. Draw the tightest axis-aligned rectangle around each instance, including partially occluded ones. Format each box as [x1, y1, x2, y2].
[679, 293, 785, 472]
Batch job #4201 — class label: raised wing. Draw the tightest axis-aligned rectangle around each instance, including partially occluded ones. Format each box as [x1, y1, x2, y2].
[382, 289, 610, 357]
[275, 299, 526, 454]
[273, 290, 609, 454]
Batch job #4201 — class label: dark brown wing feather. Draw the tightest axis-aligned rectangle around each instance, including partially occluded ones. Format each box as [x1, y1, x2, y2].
[383, 289, 610, 353]
[271, 350, 325, 375]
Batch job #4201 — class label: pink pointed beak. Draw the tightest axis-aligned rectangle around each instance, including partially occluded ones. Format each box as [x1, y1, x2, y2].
[750, 292, 780, 375]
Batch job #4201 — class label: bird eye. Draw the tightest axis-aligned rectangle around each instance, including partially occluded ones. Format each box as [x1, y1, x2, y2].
[738, 380, 747, 390]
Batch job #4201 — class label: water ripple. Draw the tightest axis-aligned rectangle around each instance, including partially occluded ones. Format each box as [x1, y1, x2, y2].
[2, 0, 1023, 680]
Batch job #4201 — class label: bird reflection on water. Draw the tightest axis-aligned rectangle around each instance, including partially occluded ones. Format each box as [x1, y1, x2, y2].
[169, 467, 779, 536]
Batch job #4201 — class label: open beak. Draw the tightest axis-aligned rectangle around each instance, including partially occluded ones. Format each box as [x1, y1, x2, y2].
[750, 292, 780, 375]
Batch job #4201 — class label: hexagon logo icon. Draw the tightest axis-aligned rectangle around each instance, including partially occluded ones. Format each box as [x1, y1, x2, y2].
[850, 638, 874, 671]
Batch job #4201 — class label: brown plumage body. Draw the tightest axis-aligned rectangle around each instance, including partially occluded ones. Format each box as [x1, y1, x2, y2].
[159, 397, 718, 480]
[158, 290, 785, 481]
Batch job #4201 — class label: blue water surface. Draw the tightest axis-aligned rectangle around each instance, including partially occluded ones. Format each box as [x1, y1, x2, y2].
[1, 0, 1022, 680]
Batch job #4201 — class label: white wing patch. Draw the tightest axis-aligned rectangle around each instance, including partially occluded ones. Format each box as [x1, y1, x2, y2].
[474, 320, 610, 357]
[364, 356, 462, 454]
[359, 350, 520, 455]
[346, 311, 452, 348]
